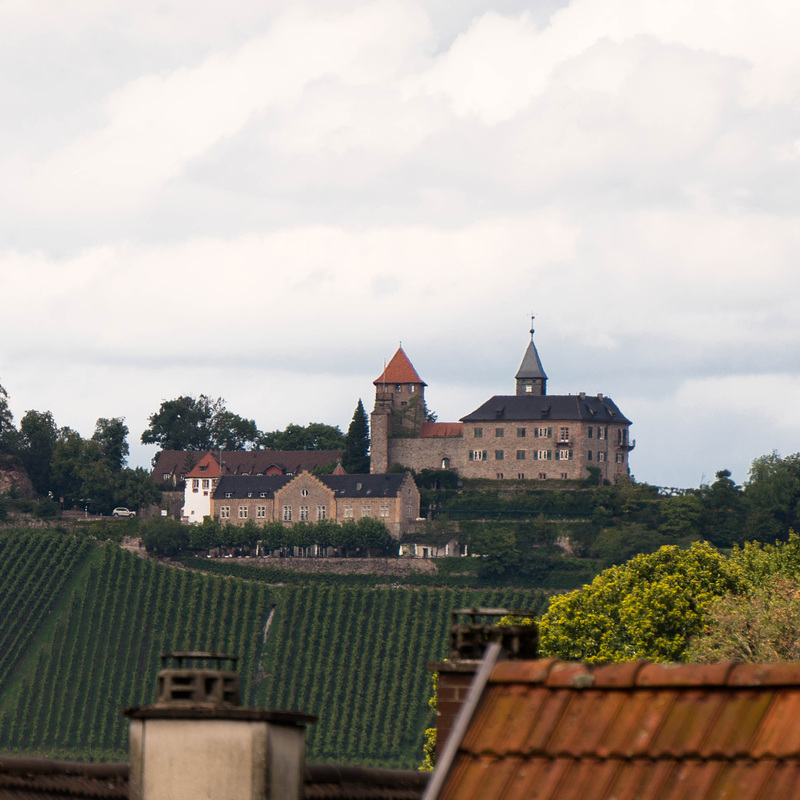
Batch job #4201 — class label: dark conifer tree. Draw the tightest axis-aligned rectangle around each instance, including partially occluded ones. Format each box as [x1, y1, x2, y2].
[342, 400, 370, 474]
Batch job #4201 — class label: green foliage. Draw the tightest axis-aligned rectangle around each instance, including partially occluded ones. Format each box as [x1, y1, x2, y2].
[91, 418, 129, 471]
[539, 542, 738, 664]
[141, 395, 259, 451]
[744, 452, 800, 541]
[17, 410, 59, 496]
[141, 516, 189, 557]
[0, 383, 17, 454]
[688, 578, 800, 663]
[258, 422, 345, 451]
[0, 530, 546, 768]
[342, 400, 370, 474]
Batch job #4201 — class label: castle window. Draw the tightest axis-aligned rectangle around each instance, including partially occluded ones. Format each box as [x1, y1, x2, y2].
[525, 385, 533, 393]
[598, 452, 606, 462]
[379, 505, 389, 518]
[300, 506, 309, 521]
[517, 427, 527, 438]
[362, 506, 372, 517]
[474, 427, 483, 438]
[202, 479, 210, 489]
[588, 451, 593, 461]
[538, 473, 547, 480]
[516, 450, 526, 460]
[616, 453, 625, 463]
[220, 506, 230, 519]
[192, 479, 199, 492]
[283, 505, 292, 521]
[518, 473, 525, 479]
[256, 506, 266, 518]
[497, 473, 504, 479]
[441, 458, 450, 469]
[618, 428, 628, 445]
[344, 506, 353, 518]
[561, 473, 568, 479]
[558, 450, 572, 461]
[225, 492, 233, 498]
[401, 401, 407, 406]
[535, 450, 551, 461]
[469, 450, 487, 461]
[301, 488, 309, 497]
[396, 385, 402, 392]
[535, 427, 551, 438]
[495, 428, 504, 437]
[317, 505, 327, 520]
[559, 427, 570, 442]
[495, 450, 505, 460]
[588, 426, 593, 438]
[598, 427, 606, 440]
[238, 506, 248, 519]
[409, 385, 415, 393]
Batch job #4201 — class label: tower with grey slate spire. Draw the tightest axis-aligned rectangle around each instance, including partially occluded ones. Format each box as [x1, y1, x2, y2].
[515, 317, 548, 396]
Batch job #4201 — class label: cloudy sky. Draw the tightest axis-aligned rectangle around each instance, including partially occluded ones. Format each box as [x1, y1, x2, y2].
[1, 0, 799, 488]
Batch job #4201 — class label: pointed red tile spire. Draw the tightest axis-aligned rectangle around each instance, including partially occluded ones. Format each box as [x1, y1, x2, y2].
[373, 346, 427, 386]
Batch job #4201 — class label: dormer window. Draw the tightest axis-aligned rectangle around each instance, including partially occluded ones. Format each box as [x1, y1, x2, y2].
[225, 492, 233, 498]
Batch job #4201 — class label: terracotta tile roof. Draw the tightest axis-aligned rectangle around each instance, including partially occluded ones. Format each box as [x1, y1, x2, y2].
[374, 347, 426, 386]
[436, 659, 800, 800]
[419, 423, 463, 438]
[152, 450, 343, 481]
[184, 452, 222, 479]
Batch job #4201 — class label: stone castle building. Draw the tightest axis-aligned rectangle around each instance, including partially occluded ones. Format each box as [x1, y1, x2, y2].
[370, 329, 634, 482]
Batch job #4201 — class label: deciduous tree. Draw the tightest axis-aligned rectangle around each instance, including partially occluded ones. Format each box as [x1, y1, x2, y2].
[17, 410, 59, 495]
[539, 542, 738, 663]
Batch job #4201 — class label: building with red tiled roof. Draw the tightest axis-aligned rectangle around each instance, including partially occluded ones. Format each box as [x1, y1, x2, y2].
[426, 653, 800, 800]
[370, 328, 633, 483]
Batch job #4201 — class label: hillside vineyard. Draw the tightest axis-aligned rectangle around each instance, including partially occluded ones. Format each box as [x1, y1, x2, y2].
[0, 531, 544, 768]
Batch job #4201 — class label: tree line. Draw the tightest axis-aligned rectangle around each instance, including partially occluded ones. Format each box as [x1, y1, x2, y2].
[139, 515, 395, 558]
[0, 381, 370, 513]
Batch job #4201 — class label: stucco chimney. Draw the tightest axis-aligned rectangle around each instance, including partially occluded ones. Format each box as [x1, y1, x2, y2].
[125, 652, 316, 800]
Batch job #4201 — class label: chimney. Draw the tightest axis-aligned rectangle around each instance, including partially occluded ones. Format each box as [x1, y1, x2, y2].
[428, 609, 537, 755]
[125, 652, 316, 800]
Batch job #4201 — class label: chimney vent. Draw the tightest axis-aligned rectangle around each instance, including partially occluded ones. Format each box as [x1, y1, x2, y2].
[156, 652, 240, 707]
[449, 608, 538, 660]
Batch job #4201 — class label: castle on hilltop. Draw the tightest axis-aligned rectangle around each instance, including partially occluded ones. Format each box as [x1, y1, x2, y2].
[369, 327, 634, 482]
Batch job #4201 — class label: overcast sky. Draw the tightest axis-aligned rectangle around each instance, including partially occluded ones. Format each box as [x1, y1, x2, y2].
[2, 0, 799, 488]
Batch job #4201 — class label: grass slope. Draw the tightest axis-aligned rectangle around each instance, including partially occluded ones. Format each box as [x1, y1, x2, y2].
[0, 530, 546, 768]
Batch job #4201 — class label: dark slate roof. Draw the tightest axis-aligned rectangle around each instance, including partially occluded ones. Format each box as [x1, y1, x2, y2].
[305, 764, 428, 799]
[212, 473, 412, 501]
[460, 394, 631, 424]
[321, 474, 411, 498]
[435, 659, 800, 800]
[0, 756, 128, 799]
[213, 475, 293, 499]
[514, 340, 547, 380]
[0, 758, 427, 800]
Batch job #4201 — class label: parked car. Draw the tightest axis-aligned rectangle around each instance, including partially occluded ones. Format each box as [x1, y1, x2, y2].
[112, 507, 136, 518]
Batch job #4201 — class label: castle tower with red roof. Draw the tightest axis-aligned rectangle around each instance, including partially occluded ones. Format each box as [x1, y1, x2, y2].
[370, 346, 428, 473]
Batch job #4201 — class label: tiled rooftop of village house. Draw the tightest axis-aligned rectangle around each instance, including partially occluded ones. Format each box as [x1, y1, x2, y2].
[436, 659, 800, 800]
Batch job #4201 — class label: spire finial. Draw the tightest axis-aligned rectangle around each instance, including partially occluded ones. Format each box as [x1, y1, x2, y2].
[530, 314, 535, 342]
